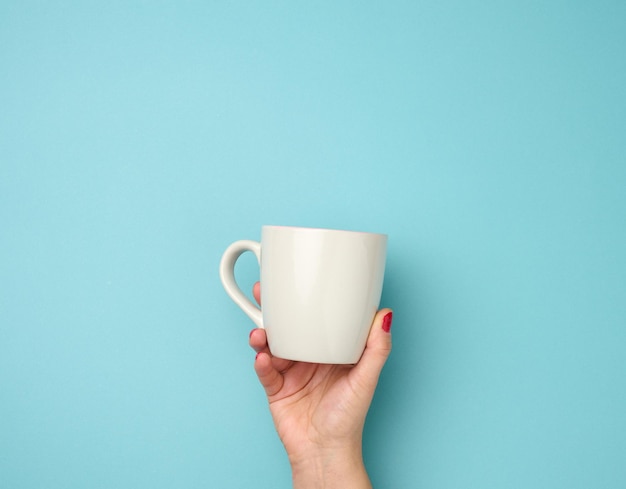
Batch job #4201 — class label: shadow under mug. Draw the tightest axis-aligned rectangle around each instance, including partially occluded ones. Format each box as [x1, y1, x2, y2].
[219, 225, 387, 364]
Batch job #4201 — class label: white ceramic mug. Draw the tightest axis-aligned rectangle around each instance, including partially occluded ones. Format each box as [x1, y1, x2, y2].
[219, 225, 387, 364]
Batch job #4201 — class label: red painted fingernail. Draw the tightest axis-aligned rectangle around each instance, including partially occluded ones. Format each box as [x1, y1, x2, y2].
[382, 312, 393, 333]
[255, 352, 261, 360]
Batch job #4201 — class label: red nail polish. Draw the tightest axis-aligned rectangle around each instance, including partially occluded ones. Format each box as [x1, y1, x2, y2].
[382, 312, 393, 333]
[255, 352, 261, 360]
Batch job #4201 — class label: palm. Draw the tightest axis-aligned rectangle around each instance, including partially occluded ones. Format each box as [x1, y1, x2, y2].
[266, 361, 365, 454]
[248, 282, 391, 462]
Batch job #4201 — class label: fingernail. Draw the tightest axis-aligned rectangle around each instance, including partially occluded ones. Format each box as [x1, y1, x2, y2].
[382, 312, 393, 333]
[255, 352, 261, 360]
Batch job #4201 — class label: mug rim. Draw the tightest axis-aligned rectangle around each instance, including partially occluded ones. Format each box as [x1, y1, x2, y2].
[262, 224, 387, 239]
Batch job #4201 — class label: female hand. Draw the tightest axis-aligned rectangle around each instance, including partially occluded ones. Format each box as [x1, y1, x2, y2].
[248, 282, 393, 489]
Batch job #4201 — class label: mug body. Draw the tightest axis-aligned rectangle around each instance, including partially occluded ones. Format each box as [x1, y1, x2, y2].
[260, 225, 387, 363]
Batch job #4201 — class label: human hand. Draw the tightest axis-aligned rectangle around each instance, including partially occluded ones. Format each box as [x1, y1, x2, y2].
[248, 282, 393, 489]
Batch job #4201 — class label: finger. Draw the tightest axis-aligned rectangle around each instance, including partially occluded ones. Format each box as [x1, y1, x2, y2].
[254, 352, 284, 397]
[249, 328, 268, 353]
[270, 355, 295, 374]
[350, 308, 393, 392]
[249, 328, 295, 372]
[252, 282, 261, 306]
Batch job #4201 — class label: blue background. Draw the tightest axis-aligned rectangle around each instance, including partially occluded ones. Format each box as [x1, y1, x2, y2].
[1, 1, 625, 487]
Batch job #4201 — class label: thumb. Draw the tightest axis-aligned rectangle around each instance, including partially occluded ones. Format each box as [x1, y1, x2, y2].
[351, 309, 393, 392]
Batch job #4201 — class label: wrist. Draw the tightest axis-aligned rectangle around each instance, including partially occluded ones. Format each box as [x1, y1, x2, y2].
[289, 443, 372, 489]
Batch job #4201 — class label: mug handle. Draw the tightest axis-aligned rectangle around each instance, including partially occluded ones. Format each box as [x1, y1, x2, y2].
[219, 240, 263, 329]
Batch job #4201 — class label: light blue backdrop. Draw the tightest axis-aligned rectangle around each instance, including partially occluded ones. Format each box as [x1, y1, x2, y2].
[1, 1, 625, 488]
